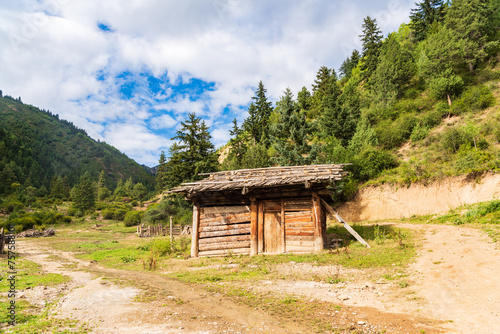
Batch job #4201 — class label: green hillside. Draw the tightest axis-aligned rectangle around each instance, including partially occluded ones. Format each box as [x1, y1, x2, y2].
[205, 0, 500, 200]
[0, 94, 155, 195]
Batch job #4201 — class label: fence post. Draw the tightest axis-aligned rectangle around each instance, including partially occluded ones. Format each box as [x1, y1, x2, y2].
[0, 227, 4, 254]
[170, 216, 173, 251]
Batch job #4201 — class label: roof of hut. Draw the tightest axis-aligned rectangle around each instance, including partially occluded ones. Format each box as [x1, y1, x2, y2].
[169, 164, 349, 196]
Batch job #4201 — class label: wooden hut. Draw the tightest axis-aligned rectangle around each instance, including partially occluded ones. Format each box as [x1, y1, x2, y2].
[170, 164, 352, 258]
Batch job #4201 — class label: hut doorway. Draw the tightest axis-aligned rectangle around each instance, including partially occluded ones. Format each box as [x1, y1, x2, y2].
[262, 200, 284, 254]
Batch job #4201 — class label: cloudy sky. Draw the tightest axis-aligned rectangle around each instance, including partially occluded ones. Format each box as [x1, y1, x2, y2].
[0, 0, 414, 167]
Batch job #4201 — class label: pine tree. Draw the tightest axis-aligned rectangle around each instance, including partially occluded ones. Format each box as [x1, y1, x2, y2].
[97, 170, 110, 201]
[359, 16, 383, 81]
[297, 87, 312, 112]
[270, 88, 316, 166]
[156, 151, 168, 191]
[443, 0, 500, 72]
[72, 172, 96, 212]
[165, 113, 218, 188]
[319, 75, 356, 146]
[243, 102, 259, 143]
[371, 34, 416, 102]
[224, 119, 248, 170]
[253, 81, 273, 143]
[409, 0, 446, 42]
[339, 50, 361, 79]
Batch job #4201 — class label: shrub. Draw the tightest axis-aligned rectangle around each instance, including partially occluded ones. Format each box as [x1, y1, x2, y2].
[454, 147, 491, 174]
[352, 148, 398, 181]
[410, 123, 430, 142]
[377, 114, 418, 149]
[123, 210, 142, 227]
[441, 127, 473, 154]
[102, 208, 115, 220]
[113, 209, 127, 221]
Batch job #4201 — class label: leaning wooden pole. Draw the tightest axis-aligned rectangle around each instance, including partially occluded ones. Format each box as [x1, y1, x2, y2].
[319, 198, 370, 248]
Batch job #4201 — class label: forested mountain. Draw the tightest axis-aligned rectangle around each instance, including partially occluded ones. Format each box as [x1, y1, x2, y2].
[0, 94, 155, 196]
[157, 0, 500, 199]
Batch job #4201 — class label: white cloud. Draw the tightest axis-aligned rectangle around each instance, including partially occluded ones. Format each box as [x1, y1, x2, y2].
[0, 0, 414, 166]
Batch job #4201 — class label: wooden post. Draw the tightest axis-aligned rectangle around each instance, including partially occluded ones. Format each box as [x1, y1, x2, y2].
[312, 193, 324, 252]
[191, 202, 200, 258]
[319, 198, 370, 248]
[281, 199, 285, 253]
[257, 202, 264, 253]
[0, 227, 4, 254]
[170, 216, 173, 251]
[250, 200, 258, 256]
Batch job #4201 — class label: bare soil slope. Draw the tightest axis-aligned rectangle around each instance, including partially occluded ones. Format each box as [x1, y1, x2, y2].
[337, 173, 500, 221]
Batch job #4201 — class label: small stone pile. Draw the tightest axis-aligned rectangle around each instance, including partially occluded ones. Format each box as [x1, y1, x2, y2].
[17, 227, 55, 238]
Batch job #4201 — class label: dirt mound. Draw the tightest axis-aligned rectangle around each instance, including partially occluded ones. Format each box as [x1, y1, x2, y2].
[337, 173, 500, 221]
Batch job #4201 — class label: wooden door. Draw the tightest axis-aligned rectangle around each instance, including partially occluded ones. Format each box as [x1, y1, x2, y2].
[262, 201, 284, 254]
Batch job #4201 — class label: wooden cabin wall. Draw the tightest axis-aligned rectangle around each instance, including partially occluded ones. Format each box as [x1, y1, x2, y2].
[284, 199, 315, 253]
[197, 205, 251, 257]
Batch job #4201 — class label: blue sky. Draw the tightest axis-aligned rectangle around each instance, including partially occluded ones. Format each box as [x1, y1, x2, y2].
[0, 0, 414, 167]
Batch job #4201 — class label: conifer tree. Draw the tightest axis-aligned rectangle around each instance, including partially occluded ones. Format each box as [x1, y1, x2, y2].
[165, 113, 218, 188]
[156, 151, 168, 191]
[243, 102, 259, 143]
[409, 0, 446, 42]
[443, 0, 499, 72]
[319, 74, 355, 146]
[311, 66, 334, 108]
[270, 88, 316, 165]
[372, 34, 416, 102]
[339, 50, 361, 79]
[224, 119, 248, 170]
[359, 16, 383, 81]
[72, 172, 96, 212]
[97, 170, 110, 201]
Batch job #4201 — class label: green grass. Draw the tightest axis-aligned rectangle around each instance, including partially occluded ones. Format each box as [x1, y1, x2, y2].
[0, 259, 70, 293]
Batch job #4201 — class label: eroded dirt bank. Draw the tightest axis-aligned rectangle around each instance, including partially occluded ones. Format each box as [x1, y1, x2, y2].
[337, 173, 500, 221]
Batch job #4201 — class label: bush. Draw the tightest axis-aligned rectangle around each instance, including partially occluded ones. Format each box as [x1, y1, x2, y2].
[454, 147, 492, 174]
[113, 209, 127, 221]
[352, 148, 398, 181]
[441, 127, 474, 154]
[123, 210, 142, 227]
[410, 123, 430, 142]
[377, 114, 418, 149]
[450, 85, 495, 115]
[102, 208, 115, 220]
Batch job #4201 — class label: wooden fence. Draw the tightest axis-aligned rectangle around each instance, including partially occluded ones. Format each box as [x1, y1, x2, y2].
[137, 223, 191, 238]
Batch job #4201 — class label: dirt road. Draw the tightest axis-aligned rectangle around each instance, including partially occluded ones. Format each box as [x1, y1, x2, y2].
[409, 224, 500, 334]
[16, 223, 500, 333]
[19, 242, 309, 333]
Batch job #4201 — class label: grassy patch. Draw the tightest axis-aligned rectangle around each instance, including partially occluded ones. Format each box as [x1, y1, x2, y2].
[0, 258, 70, 293]
[404, 199, 500, 244]
[0, 300, 90, 333]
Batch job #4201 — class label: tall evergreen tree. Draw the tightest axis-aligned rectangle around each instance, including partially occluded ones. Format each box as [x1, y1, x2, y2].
[72, 172, 96, 212]
[97, 170, 110, 201]
[243, 102, 259, 143]
[359, 16, 383, 81]
[156, 151, 168, 191]
[443, 0, 500, 72]
[372, 34, 416, 102]
[270, 88, 316, 166]
[165, 113, 218, 188]
[319, 75, 356, 146]
[243, 81, 273, 144]
[409, 0, 446, 42]
[339, 49, 361, 79]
